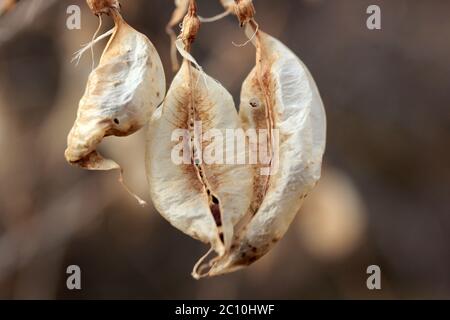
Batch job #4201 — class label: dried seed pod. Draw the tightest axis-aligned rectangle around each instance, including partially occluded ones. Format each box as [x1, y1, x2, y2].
[202, 27, 327, 277]
[146, 38, 253, 273]
[65, 8, 165, 202]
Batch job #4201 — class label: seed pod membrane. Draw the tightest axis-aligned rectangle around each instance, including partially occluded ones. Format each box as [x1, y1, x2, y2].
[202, 29, 327, 277]
[146, 59, 253, 268]
[65, 12, 165, 177]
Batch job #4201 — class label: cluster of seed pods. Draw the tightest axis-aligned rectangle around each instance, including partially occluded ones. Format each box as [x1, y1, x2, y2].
[66, 0, 326, 278]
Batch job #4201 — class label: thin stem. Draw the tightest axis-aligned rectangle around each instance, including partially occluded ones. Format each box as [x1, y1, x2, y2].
[198, 9, 231, 23]
[90, 15, 103, 70]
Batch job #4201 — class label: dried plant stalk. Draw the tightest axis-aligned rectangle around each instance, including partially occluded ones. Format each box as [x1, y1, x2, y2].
[166, 0, 190, 71]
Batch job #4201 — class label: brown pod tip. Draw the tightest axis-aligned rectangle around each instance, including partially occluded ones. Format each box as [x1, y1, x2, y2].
[86, 0, 120, 16]
[234, 0, 255, 27]
[181, 0, 201, 46]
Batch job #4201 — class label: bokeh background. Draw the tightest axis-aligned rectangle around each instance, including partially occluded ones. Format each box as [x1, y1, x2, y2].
[0, 0, 449, 299]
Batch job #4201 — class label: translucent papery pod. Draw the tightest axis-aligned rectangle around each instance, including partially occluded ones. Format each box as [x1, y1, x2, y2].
[199, 3, 327, 277]
[146, 3, 253, 279]
[65, 1, 166, 205]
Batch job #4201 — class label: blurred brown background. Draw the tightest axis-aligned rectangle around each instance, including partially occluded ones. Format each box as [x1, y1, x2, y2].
[0, 0, 449, 299]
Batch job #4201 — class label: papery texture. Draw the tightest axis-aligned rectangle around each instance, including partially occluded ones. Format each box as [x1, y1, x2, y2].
[205, 30, 327, 276]
[65, 14, 165, 171]
[146, 61, 253, 264]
